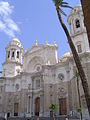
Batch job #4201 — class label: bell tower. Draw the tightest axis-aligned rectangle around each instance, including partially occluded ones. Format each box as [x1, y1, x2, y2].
[68, 5, 89, 54]
[2, 38, 23, 77]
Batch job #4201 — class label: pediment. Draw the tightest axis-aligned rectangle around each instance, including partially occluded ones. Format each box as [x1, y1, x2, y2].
[29, 45, 43, 54]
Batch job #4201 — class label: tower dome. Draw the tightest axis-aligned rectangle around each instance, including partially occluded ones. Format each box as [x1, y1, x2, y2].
[5, 38, 23, 64]
[7, 38, 22, 48]
[60, 52, 70, 61]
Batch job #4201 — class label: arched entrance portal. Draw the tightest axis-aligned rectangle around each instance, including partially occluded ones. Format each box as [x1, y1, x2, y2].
[14, 103, 19, 116]
[59, 98, 66, 115]
[35, 97, 40, 116]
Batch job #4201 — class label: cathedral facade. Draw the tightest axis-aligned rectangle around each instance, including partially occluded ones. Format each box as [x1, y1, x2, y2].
[0, 5, 90, 118]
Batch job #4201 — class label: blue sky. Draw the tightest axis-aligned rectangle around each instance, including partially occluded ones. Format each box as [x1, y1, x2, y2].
[0, 0, 80, 71]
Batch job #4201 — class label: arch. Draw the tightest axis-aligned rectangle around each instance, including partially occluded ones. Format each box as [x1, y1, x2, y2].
[7, 51, 10, 58]
[27, 56, 44, 72]
[12, 51, 15, 58]
[17, 51, 19, 58]
[29, 56, 44, 64]
[35, 97, 40, 116]
[34, 64, 42, 72]
[75, 19, 80, 28]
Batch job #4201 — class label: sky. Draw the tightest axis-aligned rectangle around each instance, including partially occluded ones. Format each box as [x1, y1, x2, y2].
[0, 0, 80, 71]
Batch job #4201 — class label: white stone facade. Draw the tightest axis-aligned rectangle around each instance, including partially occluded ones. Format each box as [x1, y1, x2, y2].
[0, 5, 90, 119]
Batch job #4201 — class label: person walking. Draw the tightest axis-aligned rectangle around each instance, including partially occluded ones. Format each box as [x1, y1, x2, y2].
[4, 113, 7, 120]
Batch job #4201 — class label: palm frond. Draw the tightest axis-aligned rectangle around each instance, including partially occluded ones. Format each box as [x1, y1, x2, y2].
[53, 0, 73, 9]
[75, 70, 80, 78]
[53, 0, 63, 6]
[53, 0, 73, 15]
[59, 8, 67, 16]
[62, 2, 68, 5]
[61, 5, 73, 9]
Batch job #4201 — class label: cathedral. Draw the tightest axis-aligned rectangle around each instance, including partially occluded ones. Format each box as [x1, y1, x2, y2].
[0, 5, 90, 119]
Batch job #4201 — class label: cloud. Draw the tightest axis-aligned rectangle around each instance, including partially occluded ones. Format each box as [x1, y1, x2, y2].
[0, 1, 20, 37]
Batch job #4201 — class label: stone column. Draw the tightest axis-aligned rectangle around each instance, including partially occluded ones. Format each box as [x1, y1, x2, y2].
[33, 96, 36, 116]
[66, 93, 69, 115]
[66, 68, 70, 114]
[27, 96, 30, 113]
[30, 97, 32, 115]
[15, 50, 17, 60]
[31, 94, 34, 116]
[31, 78, 34, 117]
[40, 95, 43, 116]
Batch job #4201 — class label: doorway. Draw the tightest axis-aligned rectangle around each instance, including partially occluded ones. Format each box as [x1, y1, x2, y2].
[14, 103, 19, 116]
[59, 98, 66, 115]
[35, 97, 40, 116]
[7, 112, 10, 118]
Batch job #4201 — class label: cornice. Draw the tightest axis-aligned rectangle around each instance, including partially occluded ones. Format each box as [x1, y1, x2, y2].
[71, 30, 86, 38]
[2, 61, 23, 66]
[69, 51, 90, 60]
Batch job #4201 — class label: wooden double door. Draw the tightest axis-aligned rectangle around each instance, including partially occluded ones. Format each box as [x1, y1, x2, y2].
[59, 98, 67, 115]
[14, 103, 19, 116]
[35, 97, 40, 116]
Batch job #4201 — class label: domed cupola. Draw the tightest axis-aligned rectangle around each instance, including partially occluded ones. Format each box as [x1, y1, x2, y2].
[5, 38, 23, 64]
[9, 38, 22, 48]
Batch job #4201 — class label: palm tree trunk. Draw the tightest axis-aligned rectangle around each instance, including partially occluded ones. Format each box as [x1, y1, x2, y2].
[56, 6, 90, 115]
[81, 0, 90, 46]
[77, 77, 82, 120]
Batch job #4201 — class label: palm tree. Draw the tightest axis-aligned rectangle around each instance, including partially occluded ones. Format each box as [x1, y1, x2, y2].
[74, 70, 82, 120]
[49, 103, 58, 117]
[81, 0, 90, 46]
[53, 0, 90, 114]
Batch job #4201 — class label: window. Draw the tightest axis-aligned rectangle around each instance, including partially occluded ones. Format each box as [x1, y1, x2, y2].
[15, 84, 19, 90]
[75, 19, 80, 28]
[35, 65, 41, 72]
[77, 44, 82, 53]
[12, 51, 14, 57]
[36, 66, 40, 71]
[17, 51, 19, 58]
[36, 80, 40, 89]
[58, 73, 64, 80]
[8, 51, 10, 58]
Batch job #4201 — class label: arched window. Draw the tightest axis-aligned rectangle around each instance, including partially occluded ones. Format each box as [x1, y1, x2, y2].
[12, 51, 14, 57]
[77, 44, 82, 53]
[17, 51, 19, 58]
[8, 51, 10, 58]
[36, 79, 40, 89]
[75, 19, 80, 28]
